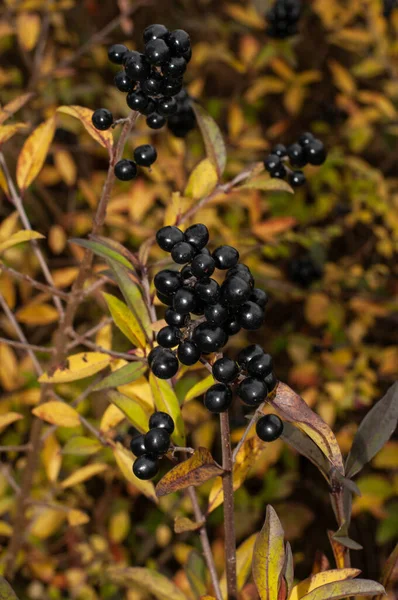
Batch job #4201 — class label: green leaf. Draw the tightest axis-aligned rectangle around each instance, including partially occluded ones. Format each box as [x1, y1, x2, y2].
[108, 390, 149, 434]
[93, 361, 147, 391]
[299, 578, 385, 600]
[149, 373, 185, 446]
[0, 576, 20, 599]
[62, 436, 102, 456]
[103, 292, 146, 349]
[185, 551, 207, 598]
[252, 505, 285, 600]
[345, 382, 398, 479]
[283, 542, 294, 599]
[107, 566, 187, 600]
[70, 238, 133, 270]
[184, 374, 215, 403]
[192, 103, 227, 177]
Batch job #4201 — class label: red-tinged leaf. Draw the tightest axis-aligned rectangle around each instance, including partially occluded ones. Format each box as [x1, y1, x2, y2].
[253, 217, 297, 241]
[252, 505, 286, 600]
[192, 103, 227, 177]
[268, 382, 344, 476]
[93, 361, 147, 391]
[345, 382, 398, 478]
[299, 578, 385, 599]
[57, 105, 113, 151]
[156, 448, 223, 497]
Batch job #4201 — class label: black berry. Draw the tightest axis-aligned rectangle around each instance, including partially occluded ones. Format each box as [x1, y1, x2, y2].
[148, 346, 164, 366]
[157, 325, 180, 348]
[145, 38, 170, 65]
[237, 344, 264, 369]
[227, 264, 254, 288]
[146, 113, 167, 129]
[171, 241, 197, 264]
[224, 318, 241, 335]
[256, 414, 283, 442]
[194, 278, 220, 304]
[287, 143, 307, 167]
[212, 246, 239, 270]
[156, 291, 174, 306]
[305, 139, 326, 165]
[143, 24, 169, 43]
[149, 411, 175, 434]
[126, 90, 149, 112]
[272, 143, 287, 157]
[193, 323, 227, 353]
[162, 77, 183, 96]
[221, 276, 251, 306]
[133, 454, 159, 479]
[92, 108, 113, 131]
[237, 377, 268, 406]
[177, 341, 201, 365]
[157, 96, 178, 117]
[212, 357, 239, 383]
[250, 288, 268, 308]
[125, 51, 151, 81]
[247, 353, 273, 378]
[134, 144, 157, 167]
[130, 434, 146, 456]
[167, 29, 191, 56]
[156, 226, 184, 251]
[140, 98, 157, 116]
[150, 348, 179, 379]
[141, 72, 163, 95]
[264, 371, 278, 392]
[298, 132, 315, 147]
[238, 301, 264, 330]
[191, 253, 215, 278]
[184, 224, 209, 249]
[162, 56, 187, 78]
[173, 287, 196, 313]
[108, 44, 128, 64]
[114, 159, 137, 181]
[264, 154, 281, 173]
[154, 269, 182, 295]
[204, 383, 232, 413]
[165, 308, 189, 328]
[181, 264, 194, 280]
[144, 427, 170, 456]
[114, 71, 134, 92]
[204, 303, 228, 325]
[289, 170, 306, 187]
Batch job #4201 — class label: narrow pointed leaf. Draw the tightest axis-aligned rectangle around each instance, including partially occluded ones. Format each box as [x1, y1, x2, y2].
[16, 116, 56, 191]
[0, 576, 20, 599]
[289, 568, 360, 600]
[103, 292, 146, 348]
[0, 228, 43, 254]
[108, 390, 149, 433]
[38, 352, 111, 383]
[70, 238, 134, 271]
[108, 566, 187, 600]
[60, 463, 108, 488]
[156, 448, 222, 497]
[57, 105, 113, 151]
[93, 361, 147, 391]
[282, 543, 294, 599]
[62, 436, 102, 456]
[299, 578, 385, 599]
[185, 551, 207, 598]
[252, 505, 285, 600]
[192, 103, 226, 177]
[281, 421, 331, 481]
[185, 374, 215, 403]
[149, 372, 185, 446]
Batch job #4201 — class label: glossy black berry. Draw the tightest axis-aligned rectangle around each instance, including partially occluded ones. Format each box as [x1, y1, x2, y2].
[272, 165, 287, 179]
[305, 139, 326, 165]
[134, 144, 157, 167]
[264, 371, 278, 392]
[157, 96, 178, 117]
[184, 224, 209, 249]
[150, 348, 179, 379]
[204, 303, 228, 325]
[156, 226, 184, 251]
[272, 143, 287, 158]
[237, 344, 264, 369]
[191, 253, 215, 279]
[162, 77, 183, 97]
[92, 108, 113, 131]
[256, 414, 283, 442]
[157, 325, 180, 348]
[114, 71, 134, 92]
[149, 411, 175, 434]
[154, 269, 182, 295]
[130, 434, 146, 457]
[171, 241, 197, 264]
[144, 427, 170, 456]
[251, 288, 268, 308]
[195, 278, 220, 304]
[146, 113, 167, 129]
[204, 383, 232, 413]
[173, 287, 196, 313]
[212, 357, 239, 383]
[247, 353, 273, 378]
[177, 341, 201, 365]
[114, 159, 137, 181]
[238, 301, 265, 330]
[148, 346, 164, 366]
[165, 308, 189, 328]
[264, 153, 281, 173]
[289, 170, 306, 187]
[237, 377, 268, 406]
[141, 72, 163, 95]
[145, 38, 171, 66]
[143, 24, 169, 43]
[183, 47, 192, 63]
[133, 454, 159, 480]
[287, 143, 307, 167]
[162, 56, 187, 78]
[126, 90, 149, 112]
[212, 246, 239, 270]
[108, 44, 128, 64]
[298, 132, 315, 147]
[193, 323, 227, 353]
[125, 51, 151, 81]
[221, 276, 251, 306]
[224, 318, 241, 335]
[181, 264, 194, 280]
[156, 291, 174, 306]
[167, 29, 191, 56]
[227, 264, 254, 288]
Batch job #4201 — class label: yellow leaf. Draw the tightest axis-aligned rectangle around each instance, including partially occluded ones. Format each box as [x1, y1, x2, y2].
[48, 225, 67, 255]
[108, 390, 149, 434]
[329, 60, 356, 96]
[62, 436, 102, 456]
[239, 175, 294, 194]
[109, 509, 131, 543]
[30, 507, 66, 539]
[16, 13, 41, 51]
[149, 373, 185, 446]
[290, 568, 360, 600]
[108, 566, 186, 600]
[67, 509, 90, 526]
[0, 122, 28, 146]
[0, 344, 19, 391]
[100, 403, 125, 433]
[103, 292, 145, 348]
[220, 533, 257, 599]
[32, 402, 81, 428]
[156, 448, 223, 497]
[245, 77, 286, 103]
[0, 93, 34, 126]
[305, 293, 330, 327]
[174, 516, 204, 533]
[42, 434, 62, 482]
[60, 463, 108, 489]
[252, 505, 285, 600]
[0, 412, 23, 431]
[185, 158, 218, 200]
[0, 229, 44, 254]
[284, 85, 306, 116]
[54, 149, 77, 186]
[224, 4, 265, 28]
[184, 375, 215, 403]
[17, 116, 56, 191]
[16, 302, 59, 325]
[113, 445, 158, 503]
[38, 352, 112, 383]
[299, 579, 385, 599]
[0, 521, 13, 536]
[57, 105, 113, 151]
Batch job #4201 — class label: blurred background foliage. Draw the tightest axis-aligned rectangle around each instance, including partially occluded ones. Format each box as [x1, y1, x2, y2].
[0, 0, 397, 598]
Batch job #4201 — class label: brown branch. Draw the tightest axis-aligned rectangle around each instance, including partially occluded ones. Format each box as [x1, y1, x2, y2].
[68, 331, 145, 361]
[0, 337, 54, 354]
[66, 317, 113, 350]
[0, 263, 69, 299]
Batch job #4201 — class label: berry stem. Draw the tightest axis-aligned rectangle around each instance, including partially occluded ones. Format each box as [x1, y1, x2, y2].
[219, 411, 237, 599]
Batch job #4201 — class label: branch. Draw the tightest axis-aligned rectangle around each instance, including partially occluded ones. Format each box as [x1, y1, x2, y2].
[0, 337, 54, 354]
[0, 263, 70, 299]
[232, 403, 265, 463]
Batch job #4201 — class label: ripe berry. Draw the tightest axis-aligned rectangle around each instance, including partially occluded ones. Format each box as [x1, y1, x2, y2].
[237, 344, 264, 369]
[287, 143, 307, 167]
[238, 301, 264, 330]
[181, 264, 194, 280]
[148, 346, 164, 366]
[193, 323, 227, 353]
[157, 291, 174, 306]
[125, 51, 150, 81]
[272, 143, 287, 157]
[171, 241, 197, 264]
[184, 223, 209, 249]
[134, 144, 157, 167]
[133, 454, 159, 479]
[146, 113, 167, 129]
[247, 353, 273, 378]
[298, 132, 315, 147]
[264, 371, 278, 392]
[237, 377, 268, 406]
[305, 139, 326, 165]
[212, 357, 239, 383]
[264, 153, 281, 173]
[195, 278, 220, 304]
[157, 325, 180, 348]
[114, 159, 137, 181]
[144, 427, 170, 456]
[141, 72, 163, 95]
[145, 38, 170, 66]
[221, 276, 251, 306]
[165, 308, 189, 328]
[272, 165, 287, 179]
[224, 318, 241, 335]
[162, 56, 187, 78]
[156, 226, 184, 251]
[191, 254, 215, 278]
[256, 414, 283, 442]
[212, 246, 239, 270]
[150, 348, 179, 379]
[140, 99, 157, 116]
[130, 434, 146, 456]
[126, 90, 149, 112]
[143, 24, 169, 43]
[183, 47, 192, 63]
[204, 303, 228, 325]
[149, 411, 175, 434]
[114, 71, 134, 92]
[204, 383, 232, 413]
[177, 341, 201, 365]
[92, 108, 113, 131]
[227, 264, 254, 288]
[108, 44, 128, 64]
[162, 77, 183, 96]
[157, 96, 178, 117]
[289, 170, 306, 187]
[173, 287, 196, 313]
[250, 288, 268, 308]
[154, 269, 182, 295]
[167, 29, 191, 56]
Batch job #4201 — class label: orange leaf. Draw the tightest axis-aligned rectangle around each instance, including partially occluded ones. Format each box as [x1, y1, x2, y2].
[253, 217, 297, 241]
[156, 448, 223, 497]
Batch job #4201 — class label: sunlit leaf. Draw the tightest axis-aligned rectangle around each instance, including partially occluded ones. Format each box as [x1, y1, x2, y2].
[192, 103, 227, 177]
[156, 448, 223, 497]
[16, 13, 41, 51]
[108, 390, 149, 434]
[184, 374, 215, 403]
[100, 403, 125, 433]
[185, 158, 219, 200]
[62, 436, 102, 456]
[42, 434, 61, 482]
[299, 578, 385, 599]
[238, 175, 294, 194]
[0, 230, 44, 254]
[93, 360, 147, 391]
[289, 568, 360, 600]
[0, 93, 34, 125]
[57, 105, 113, 151]
[67, 509, 90, 527]
[0, 412, 23, 431]
[112, 445, 158, 502]
[38, 352, 111, 383]
[0, 123, 28, 146]
[102, 292, 146, 349]
[16, 302, 58, 325]
[174, 516, 204, 533]
[149, 373, 185, 446]
[252, 505, 285, 600]
[108, 566, 187, 600]
[60, 463, 108, 489]
[30, 507, 66, 539]
[32, 402, 80, 428]
[16, 116, 56, 191]
[70, 237, 134, 271]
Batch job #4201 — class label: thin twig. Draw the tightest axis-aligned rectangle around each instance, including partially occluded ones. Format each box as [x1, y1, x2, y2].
[0, 445, 31, 453]
[0, 337, 54, 354]
[68, 331, 145, 361]
[0, 263, 70, 299]
[232, 403, 265, 462]
[66, 318, 113, 350]
[0, 465, 21, 494]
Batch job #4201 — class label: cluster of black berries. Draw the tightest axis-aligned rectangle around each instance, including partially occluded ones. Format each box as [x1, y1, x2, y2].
[148, 223, 269, 380]
[264, 132, 327, 188]
[266, 0, 301, 39]
[167, 89, 196, 138]
[205, 344, 278, 414]
[383, 0, 398, 18]
[289, 254, 323, 287]
[131, 411, 174, 480]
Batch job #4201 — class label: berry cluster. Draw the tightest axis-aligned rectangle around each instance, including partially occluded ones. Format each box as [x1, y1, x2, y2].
[266, 0, 301, 39]
[204, 344, 278, 413]
[289, 254, 323, 287]
[131, 411, 174, 480]
[167, 89, 196, 138]
[149, 224, 269, 380]
[264, 132, 327, 188]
